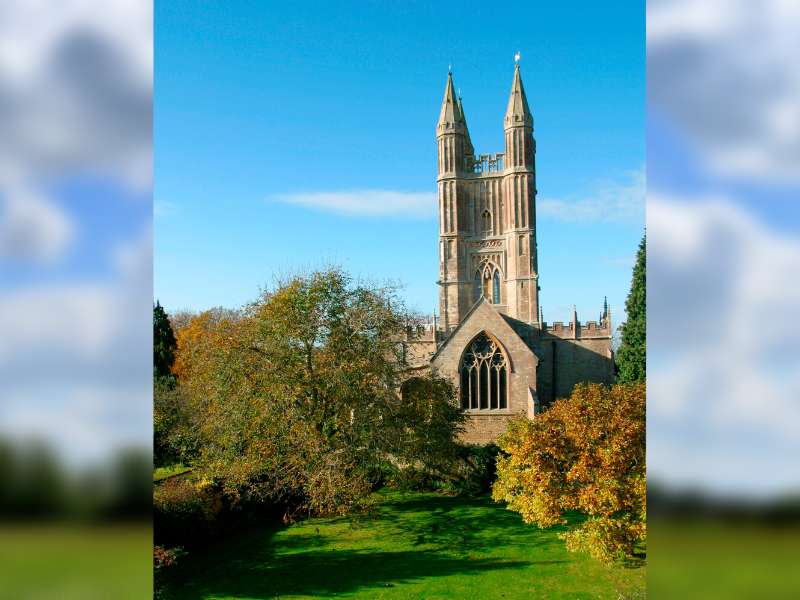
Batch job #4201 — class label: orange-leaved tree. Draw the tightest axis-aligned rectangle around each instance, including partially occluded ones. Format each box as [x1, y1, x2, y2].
[170, 268, 464, 517]
[492, 382, 645, 562]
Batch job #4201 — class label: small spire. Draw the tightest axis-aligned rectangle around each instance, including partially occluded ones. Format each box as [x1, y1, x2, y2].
[572, 305, 579, 339]
[539, 305, 544, 326]
[504, 62, 533, 129]
[603, 295, 608, 318]
[457, 94, 474, 159]
[437, 71, 465, 134]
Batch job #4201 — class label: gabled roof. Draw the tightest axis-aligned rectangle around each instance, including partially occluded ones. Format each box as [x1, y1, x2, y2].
[431, 298, 537, 371]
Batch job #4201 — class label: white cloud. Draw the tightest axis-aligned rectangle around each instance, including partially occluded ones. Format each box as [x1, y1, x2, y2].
[648, 0, 800, 182]
[275, 168, 645, 223]
[648, 194, 800, 496]
[273, 190, 437, 218]
[538, 167, 645, 223]
[0, 184, 74, 263]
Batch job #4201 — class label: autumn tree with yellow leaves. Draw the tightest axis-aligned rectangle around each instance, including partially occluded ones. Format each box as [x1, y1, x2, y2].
[493, 383, 645, 562]
[171, 268, 464, 517]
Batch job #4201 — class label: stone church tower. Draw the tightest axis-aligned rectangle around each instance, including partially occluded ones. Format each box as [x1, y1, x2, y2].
[437, 65, 539, 331]
[405, 64, 615, 444]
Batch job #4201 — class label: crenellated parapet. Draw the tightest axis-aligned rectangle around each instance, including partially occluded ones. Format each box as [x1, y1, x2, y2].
[540, 298, 612, 340]
[401, 316, 444, 369]
[541, 319, 612, 339]
[469, 153, 505, 175]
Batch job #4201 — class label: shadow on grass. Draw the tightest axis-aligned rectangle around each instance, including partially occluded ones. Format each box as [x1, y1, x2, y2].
[368, 493, 574, 555]
[165, 545, 530, 598]
[160, 493, 594, 598]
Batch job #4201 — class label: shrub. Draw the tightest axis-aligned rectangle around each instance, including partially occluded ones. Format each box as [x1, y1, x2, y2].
[153, 477, 226, 547]
[383, 443, 503, 496]
[493, 383, 645, 563]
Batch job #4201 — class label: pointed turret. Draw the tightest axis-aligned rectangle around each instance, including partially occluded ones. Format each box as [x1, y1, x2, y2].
[504, 64, 533, 129]
[503, 64, 535, 171]
[437, 71, 470, 177]
[437, 72, 466, 136]
[501, 62, 538, 323]
[539, 305, 544, 327]
[457, 94, 475, 164]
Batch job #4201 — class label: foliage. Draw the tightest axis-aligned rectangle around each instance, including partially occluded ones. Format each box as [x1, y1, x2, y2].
[172, 268, 465, 517]
[154, 376, 199, 467]
[450, 443, 502, 495]
[493, 383, 646, 563]
[616, 235, 646, 383]
[154, 545, 186, 572]
[153, 477, 227, 546]
[382, 443, 502, 496]
[154, 301, 177, 380]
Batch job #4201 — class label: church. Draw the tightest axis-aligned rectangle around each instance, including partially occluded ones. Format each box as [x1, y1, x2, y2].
[404, 65, 615, 444]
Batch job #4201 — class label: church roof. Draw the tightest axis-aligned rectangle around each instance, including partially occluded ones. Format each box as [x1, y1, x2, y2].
[504, 64, 533, 129]
[431, 298, 538, 369]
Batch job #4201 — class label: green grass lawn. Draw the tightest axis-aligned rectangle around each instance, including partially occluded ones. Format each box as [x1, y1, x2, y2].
[160, 490, 645, 599]
[0, 524, 152, 599]
[648, 519, 800, 599]
[154, 463, 193, 482]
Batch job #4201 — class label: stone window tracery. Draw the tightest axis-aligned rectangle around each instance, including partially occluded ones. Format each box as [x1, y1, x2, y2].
[473, 261, 502, 305]
[459, 332, 508, 410]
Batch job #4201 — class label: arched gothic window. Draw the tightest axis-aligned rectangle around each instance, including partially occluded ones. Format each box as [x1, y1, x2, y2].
[492, 271, 501, 304]
[459, 332, 508, 410]
[482, 210, 492, 234]
[473, 271, 482, 301]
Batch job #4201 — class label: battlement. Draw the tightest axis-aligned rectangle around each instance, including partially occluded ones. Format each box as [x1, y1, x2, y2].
[404, 319, 441, 342]
[469, 153, 504, 174]
[542, 318, 612, 339]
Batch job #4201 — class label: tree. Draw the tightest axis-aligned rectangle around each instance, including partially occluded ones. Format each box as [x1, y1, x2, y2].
[616, 234, 646, 383]
[154, 301, 177, 380]
[493, 383, 645, 563]
[173, 268, 465, 516]
[154, 301, 200, 466]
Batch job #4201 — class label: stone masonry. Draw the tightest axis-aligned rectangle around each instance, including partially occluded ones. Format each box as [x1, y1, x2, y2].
[404, 65, 614, 445]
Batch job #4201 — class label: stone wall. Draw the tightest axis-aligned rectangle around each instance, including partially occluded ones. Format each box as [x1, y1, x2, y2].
[430, 300, 536, 445]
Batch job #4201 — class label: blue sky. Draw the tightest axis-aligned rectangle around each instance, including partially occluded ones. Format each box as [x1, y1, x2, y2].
[155, 1, 645, 323]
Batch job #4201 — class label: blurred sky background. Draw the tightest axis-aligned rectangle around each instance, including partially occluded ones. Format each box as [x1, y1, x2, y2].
[648, 0, 800, 498]
[154, 1, 645, 326]
[0, 0, 152, 467]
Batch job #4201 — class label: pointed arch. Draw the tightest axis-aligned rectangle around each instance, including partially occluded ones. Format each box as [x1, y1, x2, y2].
[481, 209, 492, 234]
[459, 331, 509, 410]
[492, 271, 501, 304]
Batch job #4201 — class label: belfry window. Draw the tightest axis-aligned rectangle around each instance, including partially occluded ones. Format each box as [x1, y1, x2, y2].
[482, 210, 492, 234]
[492, 271, 501, 304]
[459, 332, 508, 410]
